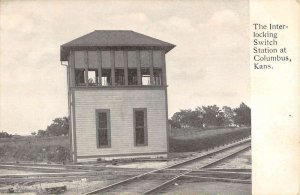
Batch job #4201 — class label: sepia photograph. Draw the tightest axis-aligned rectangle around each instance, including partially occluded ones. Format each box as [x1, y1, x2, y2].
[0, 0, 253, 194]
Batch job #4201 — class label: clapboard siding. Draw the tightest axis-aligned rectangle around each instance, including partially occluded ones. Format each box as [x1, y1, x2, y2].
[74, 89, 167, 157]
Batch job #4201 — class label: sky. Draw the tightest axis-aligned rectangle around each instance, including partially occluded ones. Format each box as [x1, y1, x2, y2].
[0, 0, 250, 135]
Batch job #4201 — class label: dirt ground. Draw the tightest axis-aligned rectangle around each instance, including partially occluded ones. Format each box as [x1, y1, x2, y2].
[0, 142, 252, 194]
[0, 176, 128, 195]
[213, 149, 252, 169]
[161, 181, 251, 195]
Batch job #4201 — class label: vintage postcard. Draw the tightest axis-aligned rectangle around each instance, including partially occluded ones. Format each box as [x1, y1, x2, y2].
[0, 0, 298, 194]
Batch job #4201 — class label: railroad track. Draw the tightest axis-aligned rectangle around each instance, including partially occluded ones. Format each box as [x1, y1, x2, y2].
[0, 138, 251, 194]
[0, 168, 148, 187]
[84, 138, 251, 195]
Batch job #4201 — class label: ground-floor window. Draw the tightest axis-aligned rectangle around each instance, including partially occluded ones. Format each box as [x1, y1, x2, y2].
[96, 109, 111, 148]
[133, 108, 148, 146]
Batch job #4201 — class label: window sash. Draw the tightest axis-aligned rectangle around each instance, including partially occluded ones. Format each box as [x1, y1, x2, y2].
[115, 69, 125, 86]
[88, 69, 98, 86]
[133, 108, 148, 146]
[75, 69, 85, 86]
[128, 68, 138, 85]
[96, 110, 111, 148]
[101, 68, 112, 86]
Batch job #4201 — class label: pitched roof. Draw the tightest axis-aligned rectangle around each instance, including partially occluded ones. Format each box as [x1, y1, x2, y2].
[60, 30, 175, 61]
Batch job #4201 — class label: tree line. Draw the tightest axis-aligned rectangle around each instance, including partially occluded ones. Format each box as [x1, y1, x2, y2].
[169, 102, 251, 129]
[0, 131, 13, 138]
[31, 117, 69, 137]
[1, 102, 251, 138]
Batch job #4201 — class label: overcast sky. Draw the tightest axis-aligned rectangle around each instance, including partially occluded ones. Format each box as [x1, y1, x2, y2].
[0, 0, 249, 135]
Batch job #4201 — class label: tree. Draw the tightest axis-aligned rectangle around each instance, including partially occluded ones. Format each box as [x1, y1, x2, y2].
[0, 131, 12, 138]
[31, 131, 37, 136]
[170, 109, 203, 128]
[221, 106, 235, 126]
[168, 119, 181, 129]
[37, 129, 48, 137]
[198, 105, 223, 127]
[46, 117, 69, 136]
[233, 103, 251, 126]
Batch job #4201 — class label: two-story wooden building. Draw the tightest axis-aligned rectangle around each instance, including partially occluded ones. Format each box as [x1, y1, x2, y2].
[60, 30, 175, 162]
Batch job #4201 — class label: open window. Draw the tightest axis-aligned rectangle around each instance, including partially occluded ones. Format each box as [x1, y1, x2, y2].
[134, 108, 148, 146]
[101, 68, 111, 86]
[115, 69, 125, 86]
[141, 68, 151, 85]
[88, 69, 98, 86]
[128, 68, 138, 85]
[75, 69, 85, 86]
[96, 109, 111, 148]
[153, 68, 162, 85]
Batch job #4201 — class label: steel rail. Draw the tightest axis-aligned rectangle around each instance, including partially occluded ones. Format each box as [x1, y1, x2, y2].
[181, 175, 251, 184]
[167, 139, 250, 169]
[142, 170, 193, 194]
[201, 146, 251, 169]
[140, 144, 251, 194]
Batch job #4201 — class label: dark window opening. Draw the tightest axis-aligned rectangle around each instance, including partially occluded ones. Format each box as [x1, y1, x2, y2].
[115, 69, 125, 86]
[134, 109, 147, 146]
[96, 110, 111, 147]
[141, 68, 151, 85]
[88, 69, 98, 86]
[153, 68, 162, 85]
[128, 68, 138, 85]
[101, 68, 111, 86]
[75, 69, 85, 86]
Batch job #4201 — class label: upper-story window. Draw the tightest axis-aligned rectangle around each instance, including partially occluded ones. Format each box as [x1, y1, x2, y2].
[128, 68, 138, 85]
[88, 69, 98, 86]
[101, 68, 111, 86]
[141, 68, 151, 86]
[75, 69, 85, 86]
[72, 50, 165, 87]
[115, 69, 125, 86]
[153, 68, 162, 85]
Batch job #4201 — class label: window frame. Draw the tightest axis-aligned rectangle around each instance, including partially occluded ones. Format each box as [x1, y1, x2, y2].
[133, 108, 148, 146]
[75, 68, 86, 86]
[95, 109, 111, 148]
[128, 68, 138, 86]
[141, 68, 151, 86]
[153, 68, 163, 86]
[115, 68, 125, 86]
[101, 68, 112, 86]
[87, 68, 99, 86]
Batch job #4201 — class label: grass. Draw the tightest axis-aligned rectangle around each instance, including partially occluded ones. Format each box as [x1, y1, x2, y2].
[0, 136, 70, 163]
[169, 127, 251, 152]
[0, 127, 251, 163]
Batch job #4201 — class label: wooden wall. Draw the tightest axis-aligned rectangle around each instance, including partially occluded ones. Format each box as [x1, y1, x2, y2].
[73, 89, 168, 158]
[74, 50, 164, 68]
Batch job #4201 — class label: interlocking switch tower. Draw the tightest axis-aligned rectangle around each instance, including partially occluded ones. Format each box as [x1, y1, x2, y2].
[60, 31, 175, 162]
